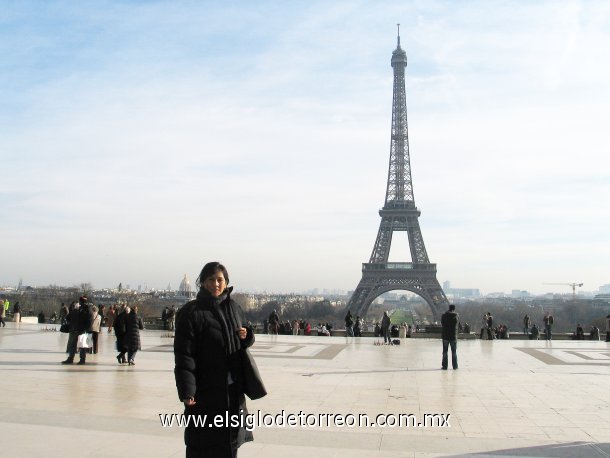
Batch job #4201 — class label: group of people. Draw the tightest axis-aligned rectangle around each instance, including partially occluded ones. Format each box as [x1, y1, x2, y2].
[263, 309, 418, 342]
[376, 320, 413, 339]
[344, 310, 364, 337]
[161, 305, 177, 331]
[264, 312, 330, 336]
[61, 297, 99, 364]
[60, 297, 143, 365]
[522, 313, 554, 340]
[479, 312, 511, 340]
[457, 322, 471, 333]
[572, 323, 601, 340]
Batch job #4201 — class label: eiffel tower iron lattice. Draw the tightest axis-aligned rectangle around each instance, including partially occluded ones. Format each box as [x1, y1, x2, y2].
[347, 27, 449, 320]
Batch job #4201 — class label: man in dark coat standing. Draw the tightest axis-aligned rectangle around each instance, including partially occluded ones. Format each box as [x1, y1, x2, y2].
[381, 311, 392, 344]
[441, 304, 459, 370]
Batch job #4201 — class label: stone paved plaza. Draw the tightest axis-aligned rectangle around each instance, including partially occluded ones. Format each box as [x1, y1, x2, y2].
[1, 321, 609, 457]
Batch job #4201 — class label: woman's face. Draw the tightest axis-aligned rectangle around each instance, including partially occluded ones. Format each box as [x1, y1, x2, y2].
[204, 271, 227, 297]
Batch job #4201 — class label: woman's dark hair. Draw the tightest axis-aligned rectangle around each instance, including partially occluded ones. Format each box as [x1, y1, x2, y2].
[196, 262, 229, 288]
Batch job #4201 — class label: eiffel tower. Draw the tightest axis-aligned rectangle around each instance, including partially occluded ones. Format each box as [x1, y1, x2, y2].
[347, 27, 449, 320]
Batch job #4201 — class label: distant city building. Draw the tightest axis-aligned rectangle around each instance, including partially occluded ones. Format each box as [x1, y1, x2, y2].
[599, 284, 610, 294]
[178, 274, 194, 299]
[446, 287, 481, 299]
[441, 281, 480, 299]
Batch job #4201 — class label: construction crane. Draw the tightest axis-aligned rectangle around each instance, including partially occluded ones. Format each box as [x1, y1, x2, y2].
[543, 283, 583, 301]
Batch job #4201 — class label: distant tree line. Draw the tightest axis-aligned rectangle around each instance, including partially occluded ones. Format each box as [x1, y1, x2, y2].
[241, 298, 345, 328]
[453, 300, 609, 334]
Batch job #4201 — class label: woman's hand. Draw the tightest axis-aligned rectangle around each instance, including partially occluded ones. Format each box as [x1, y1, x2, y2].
[183, 397, 196, 407]
[237, 327, 247, 340]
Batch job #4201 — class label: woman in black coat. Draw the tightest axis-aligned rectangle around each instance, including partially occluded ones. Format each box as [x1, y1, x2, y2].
[125, 306, 143, 365]
[174, 262, 257, 458]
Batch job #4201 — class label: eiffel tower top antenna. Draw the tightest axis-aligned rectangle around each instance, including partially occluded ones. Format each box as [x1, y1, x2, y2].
[397, 23, 400, 47]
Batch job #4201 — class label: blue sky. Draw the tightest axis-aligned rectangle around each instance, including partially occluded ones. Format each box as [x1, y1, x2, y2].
[1, 0, 609, 295]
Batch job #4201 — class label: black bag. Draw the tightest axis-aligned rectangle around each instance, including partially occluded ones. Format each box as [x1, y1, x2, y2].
[59, 323, 70, 333]
[392, 339, 401, 345]
[241, 348, 267, 400]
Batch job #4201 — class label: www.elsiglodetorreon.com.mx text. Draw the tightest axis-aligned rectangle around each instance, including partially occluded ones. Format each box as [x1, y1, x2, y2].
[159, 410, 451, 431]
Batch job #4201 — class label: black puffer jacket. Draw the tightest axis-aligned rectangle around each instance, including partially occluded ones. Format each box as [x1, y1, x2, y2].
[124, 311, 142, 352]
[174, 287, 255, 456]
[73, 304, 93, 334]
[66, 308, 80, 333]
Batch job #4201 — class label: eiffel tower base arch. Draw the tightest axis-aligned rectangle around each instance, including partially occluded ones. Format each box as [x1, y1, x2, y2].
[348, 264, 449, 321]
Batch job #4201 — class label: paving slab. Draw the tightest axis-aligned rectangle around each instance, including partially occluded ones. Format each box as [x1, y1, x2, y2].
[0, 322, 609, 457]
